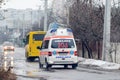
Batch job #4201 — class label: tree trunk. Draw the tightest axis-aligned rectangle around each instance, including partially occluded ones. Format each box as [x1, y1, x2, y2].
[82, 41, 85, 58]
[82, 40, 93, 58]
[97, 40, 101, 59]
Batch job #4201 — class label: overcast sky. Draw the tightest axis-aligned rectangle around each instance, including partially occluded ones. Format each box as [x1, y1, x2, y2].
[1, 0, 119, 10]
[2, 0, 52, 10]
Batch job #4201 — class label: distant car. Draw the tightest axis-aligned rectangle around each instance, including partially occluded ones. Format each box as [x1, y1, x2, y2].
[2, 42, 14, 51]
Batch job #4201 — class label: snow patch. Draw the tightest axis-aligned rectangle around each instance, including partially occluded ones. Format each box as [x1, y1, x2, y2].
[78, 57, 120, 70]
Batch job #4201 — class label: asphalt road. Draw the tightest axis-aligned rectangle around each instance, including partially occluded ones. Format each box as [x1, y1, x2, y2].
[13, 47, 120, 80]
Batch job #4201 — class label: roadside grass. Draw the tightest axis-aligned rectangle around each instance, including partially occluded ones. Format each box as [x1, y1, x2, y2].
[0, 68, 16, 80]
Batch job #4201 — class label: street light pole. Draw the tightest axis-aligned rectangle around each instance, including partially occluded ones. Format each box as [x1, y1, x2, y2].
[119, 0, 120, 8]
[30, 10, 33, 30]
[66, 5, 69, 26]
[38, 6, 41, 29]
[44, 0, 48, 31]
[102, 0, 111, 61]
[22, 12, 25, 39]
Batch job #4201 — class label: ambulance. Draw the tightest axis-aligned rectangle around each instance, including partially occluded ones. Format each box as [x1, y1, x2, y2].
[37, 26, 78, 69]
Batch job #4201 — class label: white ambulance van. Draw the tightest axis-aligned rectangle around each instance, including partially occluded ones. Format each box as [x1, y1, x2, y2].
[37, 27, 78, 69]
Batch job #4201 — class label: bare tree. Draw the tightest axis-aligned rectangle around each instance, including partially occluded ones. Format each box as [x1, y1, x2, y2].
[0, 0, 5, 6]
[68, 0, 105, 59]
[0, 0, 10, 68]
[66, 0, 120, 60]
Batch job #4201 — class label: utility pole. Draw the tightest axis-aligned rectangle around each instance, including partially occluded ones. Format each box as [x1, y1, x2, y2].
[38, 6, 41, 29]
[119, 0, 120, 8]
[118, 0, 120, 7]
[31, 10, 32, 29]
[66, 0, 73, 26]
[22, 13, 25, 39]
[66, 5, 69, 26]
[44, 0, 48, 31]
[4, 10, 7, 31]
[102, 0, 111, 61]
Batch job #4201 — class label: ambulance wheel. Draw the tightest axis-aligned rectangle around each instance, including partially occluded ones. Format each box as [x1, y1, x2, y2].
[45, 59, 52, 70]
[38, 58, 43, 68]
[64, 65, 68, 69]
[72, 64, 78, 69]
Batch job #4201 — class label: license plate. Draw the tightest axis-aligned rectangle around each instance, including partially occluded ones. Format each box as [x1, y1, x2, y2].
[59, 52, 67, 56]
[56, 56, 71, 58]
[62, 58, 65, 60]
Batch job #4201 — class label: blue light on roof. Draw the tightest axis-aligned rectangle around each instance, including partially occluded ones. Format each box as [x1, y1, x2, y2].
[49, 22, 60, 29]
[50, 29, 57, 33]
[67, 28, 72, 32]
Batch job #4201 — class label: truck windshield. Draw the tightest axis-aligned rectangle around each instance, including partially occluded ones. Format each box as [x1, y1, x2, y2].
[51, 39, 75, 48]
[33, 34, 45, 41]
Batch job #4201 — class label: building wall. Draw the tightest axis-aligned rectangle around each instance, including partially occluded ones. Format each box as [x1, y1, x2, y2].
[0, 9, 44, 29]
[110, 43, 120, 63]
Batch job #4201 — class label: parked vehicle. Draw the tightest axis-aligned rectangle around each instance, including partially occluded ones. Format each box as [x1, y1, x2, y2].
[1, 41, 14, 70]
[2, 41, 14, 52]
[37, 27, 78, 69]
[23, 31, 46, 61]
